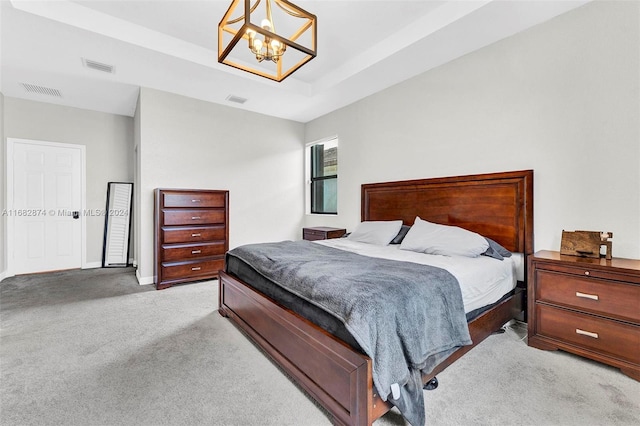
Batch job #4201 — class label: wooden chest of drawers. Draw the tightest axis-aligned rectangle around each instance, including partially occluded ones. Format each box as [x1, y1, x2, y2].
[528, 250, 640, 380]
[154, 189, 229, 290]
[302, 227, 346, 241]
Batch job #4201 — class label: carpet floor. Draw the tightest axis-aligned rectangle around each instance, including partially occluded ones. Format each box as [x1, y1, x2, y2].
[1, 268, 638, 425]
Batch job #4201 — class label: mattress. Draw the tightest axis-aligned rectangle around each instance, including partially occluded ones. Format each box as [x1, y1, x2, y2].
[315, 239, 519, 313]
[224, 239, 519, 352]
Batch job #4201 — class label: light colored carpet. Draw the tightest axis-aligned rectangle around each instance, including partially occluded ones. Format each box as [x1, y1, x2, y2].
[1, 268, 638, 426]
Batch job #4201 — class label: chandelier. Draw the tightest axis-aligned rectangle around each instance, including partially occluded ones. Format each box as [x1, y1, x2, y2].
[218, 0, 317, 82]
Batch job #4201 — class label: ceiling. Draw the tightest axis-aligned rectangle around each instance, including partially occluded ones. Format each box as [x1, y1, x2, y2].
[0, 0, 590, 123]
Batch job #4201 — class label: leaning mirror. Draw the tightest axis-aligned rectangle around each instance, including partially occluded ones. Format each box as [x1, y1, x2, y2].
[102, 182, 133, 267]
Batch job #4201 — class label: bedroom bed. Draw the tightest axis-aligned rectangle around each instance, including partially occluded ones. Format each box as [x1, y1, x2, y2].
[218, 170, 534, 426]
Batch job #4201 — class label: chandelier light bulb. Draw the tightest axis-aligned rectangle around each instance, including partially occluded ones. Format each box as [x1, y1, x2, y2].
[261, 18, 272, 31]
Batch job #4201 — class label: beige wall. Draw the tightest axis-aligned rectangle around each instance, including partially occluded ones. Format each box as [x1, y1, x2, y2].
[135, 88, 305, 284]
[304, 1, 640, 259]
[3, 98, 135, 268]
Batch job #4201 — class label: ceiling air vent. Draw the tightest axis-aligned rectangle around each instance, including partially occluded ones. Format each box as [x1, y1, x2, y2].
[82, 58, 115, 73]
[21, 83, 62, 97]
[226, 95, 248, 104]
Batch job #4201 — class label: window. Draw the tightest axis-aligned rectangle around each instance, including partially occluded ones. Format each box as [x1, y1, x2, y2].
[307, 138, 338, 214]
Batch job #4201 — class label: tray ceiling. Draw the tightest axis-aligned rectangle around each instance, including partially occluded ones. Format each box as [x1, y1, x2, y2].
[0, 0, 590, 122]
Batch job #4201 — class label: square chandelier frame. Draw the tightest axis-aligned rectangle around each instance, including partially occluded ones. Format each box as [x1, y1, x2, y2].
[218, 0, 317, 82]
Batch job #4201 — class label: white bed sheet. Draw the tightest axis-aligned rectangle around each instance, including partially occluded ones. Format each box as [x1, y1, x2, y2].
[314, 239, 518, 314]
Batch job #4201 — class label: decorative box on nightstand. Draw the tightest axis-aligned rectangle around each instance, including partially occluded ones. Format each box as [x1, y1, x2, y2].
[302, 227, 346, 241]
[527, 250, 640, 380]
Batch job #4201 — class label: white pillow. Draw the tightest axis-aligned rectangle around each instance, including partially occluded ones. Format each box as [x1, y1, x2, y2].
[399, 216, 489, 257]
[347, 220, 403, 245]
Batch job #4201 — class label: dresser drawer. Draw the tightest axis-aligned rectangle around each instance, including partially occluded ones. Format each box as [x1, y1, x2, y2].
[161, 226, 226, 244]
[161, 242, 226, 262]
[163, 209, 225, 226]
[536, 304, 640, 364]
[161, 258, 225, 281]
[535, 270, 640, 323]
[162, 191, 227, 208]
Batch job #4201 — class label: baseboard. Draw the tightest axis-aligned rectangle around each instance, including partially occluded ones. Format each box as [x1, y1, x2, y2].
[136, 270, 154, 285]
[0, 270, 8, 283]
[84, 261, 139, 270]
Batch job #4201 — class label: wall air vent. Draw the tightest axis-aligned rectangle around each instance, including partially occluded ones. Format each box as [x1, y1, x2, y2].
[226, 95, 248, 104]
[21, 83, 62, 97]
[82, 58, 115, 73]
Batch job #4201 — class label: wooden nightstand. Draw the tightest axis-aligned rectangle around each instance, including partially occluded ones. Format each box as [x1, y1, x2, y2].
[303, 227, 346, 241]
[527, 250, 640, 380]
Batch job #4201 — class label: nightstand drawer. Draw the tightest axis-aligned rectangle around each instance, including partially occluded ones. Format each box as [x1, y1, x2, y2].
[161, 242, 226, 262]
[303, 230, 328, 241]
[535, 262, 640, 284]
[303, 227, 346, 241]
[536, 270, 640, 323]
[162, 191, 227, 208]
[536, 304, 640, 364]
[163, 209, 226, 226]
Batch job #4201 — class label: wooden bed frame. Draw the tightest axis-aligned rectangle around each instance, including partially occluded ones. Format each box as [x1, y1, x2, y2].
[218, 170, 533, 426]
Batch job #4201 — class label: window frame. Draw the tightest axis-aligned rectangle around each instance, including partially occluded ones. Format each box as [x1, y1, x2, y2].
[305, 137, 338, 215]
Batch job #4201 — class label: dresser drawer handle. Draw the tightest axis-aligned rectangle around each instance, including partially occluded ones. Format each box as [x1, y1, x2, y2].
[191, 250, 201, 254]
[191, 216, 201, 220]
[584, 271, 590, 276]
[191, 233, 201, 237]
[191, 267, 201, 271]
[576, 291, 599, 301]
[191, 199, 201, 203]
[576, 329, 598, 339]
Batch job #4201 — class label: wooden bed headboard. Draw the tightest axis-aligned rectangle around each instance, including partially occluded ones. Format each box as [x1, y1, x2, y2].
[362, 170, 534, 254]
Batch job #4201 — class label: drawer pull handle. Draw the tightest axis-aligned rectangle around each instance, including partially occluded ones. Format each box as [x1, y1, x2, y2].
[191, 233, 201, 237]
[576, 329, 598, 339]
[191, 250, 201, 254]
[191, 267, 201, 271]
[576, 291, 599, 301]
[584, 271, 590, 276]
[191, 199, 201, 203]
[191, 216, 201, 220]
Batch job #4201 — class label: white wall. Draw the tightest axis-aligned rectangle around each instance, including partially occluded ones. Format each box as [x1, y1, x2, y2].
[304, 1, 640, 259]
[133, 94, 141, 272]
[136, 87, 305, 284]
[3, 98, 135, 268]
[1, 0, 637, 284]
[0, 92, 5, 279]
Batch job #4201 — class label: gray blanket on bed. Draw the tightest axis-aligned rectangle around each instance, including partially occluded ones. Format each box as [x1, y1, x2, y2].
[227, 240, 472, 426]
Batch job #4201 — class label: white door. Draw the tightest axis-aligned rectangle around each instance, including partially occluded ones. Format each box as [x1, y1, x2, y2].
[10, 139, 83, 274]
